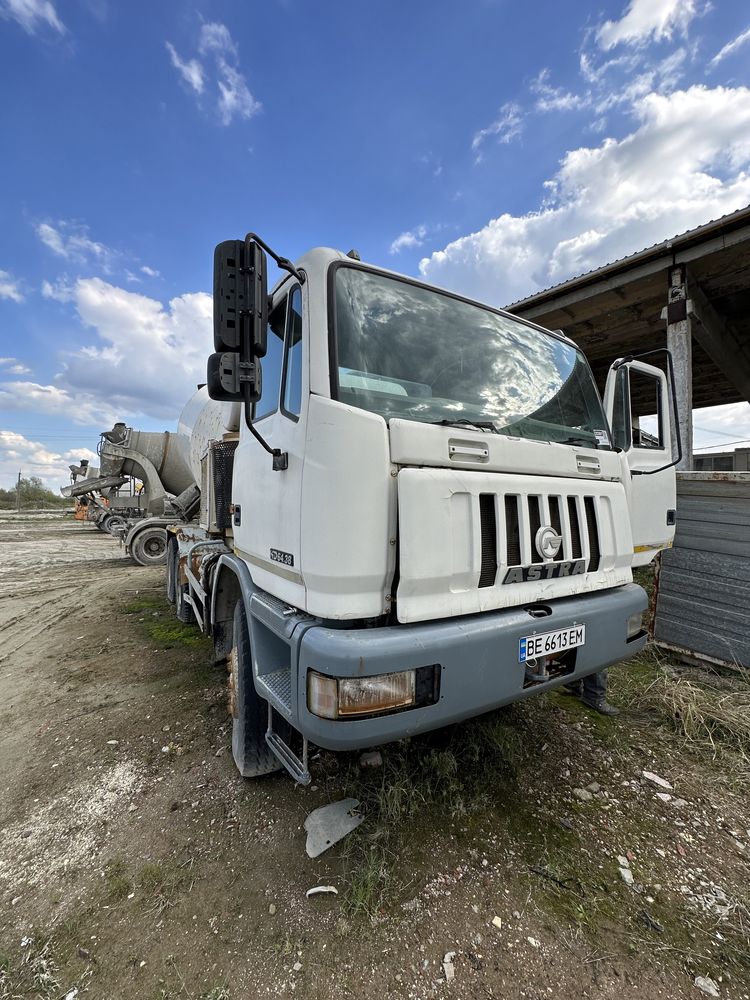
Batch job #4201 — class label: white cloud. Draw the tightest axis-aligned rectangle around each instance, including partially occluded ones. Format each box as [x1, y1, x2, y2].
[0, 269, 23, 303]
[472, 103, 522, 160]
[140, 265, 160, 278]
[708, 26, 750, 70]
[390, 225, 427, 255]
[532, 69, 587, 113]
[165, 41, 205, 94]
[5, 277, 214, 426]
[62, 278, 212, 419]
[0, 430, 97, 491]
[36, 221, 113, 269]
[420, 85, 750, 308]
[165, 22, 261, 126]
[0, 0, 64, 35]
[41, 277, 75, 302]
[596, 0, 699, 50]
[215, 59, 261, 126]
[198, 22, 236, 57]
[0, 357, 31, 376]
[0, 381, 113, 426]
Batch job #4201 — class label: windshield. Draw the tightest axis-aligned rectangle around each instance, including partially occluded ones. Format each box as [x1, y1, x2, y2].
[331, 266, 611, 449]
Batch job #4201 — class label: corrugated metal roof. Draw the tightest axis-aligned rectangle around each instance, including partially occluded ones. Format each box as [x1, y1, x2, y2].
[508, 203, 750, 312]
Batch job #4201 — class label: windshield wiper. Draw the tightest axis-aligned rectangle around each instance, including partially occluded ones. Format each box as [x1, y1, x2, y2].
[560, 435, 599, 448]
[431, 418, 499, 433]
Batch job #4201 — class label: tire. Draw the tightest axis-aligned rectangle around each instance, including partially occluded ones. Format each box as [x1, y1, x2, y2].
[174, 544, 195, 624]
[230, 601, 282, 778]
[130, 527, 168, 567]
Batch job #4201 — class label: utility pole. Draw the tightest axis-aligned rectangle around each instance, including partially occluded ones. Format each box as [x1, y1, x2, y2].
[16, 469, 21, 513]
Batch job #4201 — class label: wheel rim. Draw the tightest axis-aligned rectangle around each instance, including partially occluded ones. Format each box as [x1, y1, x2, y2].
[144, 536, 166, 558]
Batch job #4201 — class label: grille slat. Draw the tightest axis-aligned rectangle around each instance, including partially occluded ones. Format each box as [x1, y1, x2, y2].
[548, 496, 563, 561]
[567, 496, 583, 559]
[528, 496, 542, 562]
[583, 496, 601, 573]
[478, 494, 498, 588]
[505, 495, 521, 567]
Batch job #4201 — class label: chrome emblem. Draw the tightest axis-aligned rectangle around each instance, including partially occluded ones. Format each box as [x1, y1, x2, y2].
[535, 525, 562, 561]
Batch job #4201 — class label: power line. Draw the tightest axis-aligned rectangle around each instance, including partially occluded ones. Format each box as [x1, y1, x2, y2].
[694, 438, 750, 451]
[694, 424, 750, 440]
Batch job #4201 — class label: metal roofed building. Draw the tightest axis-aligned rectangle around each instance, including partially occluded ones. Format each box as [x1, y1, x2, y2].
[508, 205, 750, 470]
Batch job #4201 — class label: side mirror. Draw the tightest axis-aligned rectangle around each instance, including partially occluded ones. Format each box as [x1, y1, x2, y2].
[206, 351, 261, 403]
[213, 239, 268, 357]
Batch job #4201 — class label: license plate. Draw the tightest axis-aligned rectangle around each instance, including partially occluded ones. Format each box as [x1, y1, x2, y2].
[519, 625, 586, 663]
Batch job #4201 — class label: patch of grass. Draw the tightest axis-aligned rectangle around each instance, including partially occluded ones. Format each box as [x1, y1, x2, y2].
[122, 594, 207, 649]
[639, 668, 750, 762]
[334, 699, 554, 918]
[344, 846, 387, 920]
[145, 619, 206, 649]
[139, 859, 190, 913]
[122, 595, 163, 614]
[104, 858, 132, 901]
[202, 986, 230, 1000]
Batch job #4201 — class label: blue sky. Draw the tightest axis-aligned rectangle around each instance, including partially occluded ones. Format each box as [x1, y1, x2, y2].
[1, 0, 750, 487]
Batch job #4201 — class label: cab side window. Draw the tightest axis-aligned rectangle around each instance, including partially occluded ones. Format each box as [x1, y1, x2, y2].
[255, 295, 286, 421]
[629, 369, 663, 449]
[282, 286, 303, 418]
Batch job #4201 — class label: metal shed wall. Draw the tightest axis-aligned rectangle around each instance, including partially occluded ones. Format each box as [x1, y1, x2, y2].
[653, 472, 750, 668]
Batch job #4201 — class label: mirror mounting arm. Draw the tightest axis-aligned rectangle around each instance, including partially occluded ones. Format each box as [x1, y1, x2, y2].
[242, 387, 288, 472]
[245, 232, 305, 284]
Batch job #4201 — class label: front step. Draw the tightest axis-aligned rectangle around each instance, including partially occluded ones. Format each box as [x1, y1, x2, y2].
[266, 704, 310, 785]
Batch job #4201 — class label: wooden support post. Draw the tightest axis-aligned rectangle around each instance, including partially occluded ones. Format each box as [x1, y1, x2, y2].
[663, 264, 693, 471]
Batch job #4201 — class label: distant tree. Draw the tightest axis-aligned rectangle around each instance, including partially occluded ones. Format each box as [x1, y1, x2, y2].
[0, 477, 72, 510]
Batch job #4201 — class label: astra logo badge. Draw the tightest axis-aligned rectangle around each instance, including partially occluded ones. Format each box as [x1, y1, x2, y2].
[503, 560, 586, 584]
[535, 525, 562, 561]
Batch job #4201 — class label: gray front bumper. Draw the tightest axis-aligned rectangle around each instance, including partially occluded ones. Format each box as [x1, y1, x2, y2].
[295, 583, 647, 750]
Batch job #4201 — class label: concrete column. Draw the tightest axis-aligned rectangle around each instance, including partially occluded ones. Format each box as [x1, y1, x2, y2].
[664, 264, 693, 470]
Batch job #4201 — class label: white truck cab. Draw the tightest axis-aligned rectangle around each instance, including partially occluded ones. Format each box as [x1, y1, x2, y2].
[168, 236, 679, 783]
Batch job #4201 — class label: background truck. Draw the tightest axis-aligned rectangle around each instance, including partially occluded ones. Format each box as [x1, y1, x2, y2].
[165, 234, 679, 785]
[63, 423, 201, 565]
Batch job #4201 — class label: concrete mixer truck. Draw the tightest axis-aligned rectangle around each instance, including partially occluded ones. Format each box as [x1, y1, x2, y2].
[63, 423, 201, 564]
[163, 234, 680, 785]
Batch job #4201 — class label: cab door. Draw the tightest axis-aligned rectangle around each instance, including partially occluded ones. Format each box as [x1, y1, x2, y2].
[232, 281, 307, 606]
[603, 358, 677, 567]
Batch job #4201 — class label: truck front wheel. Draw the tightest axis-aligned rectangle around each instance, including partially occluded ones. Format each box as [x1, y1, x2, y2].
[230, 601, 282, 778]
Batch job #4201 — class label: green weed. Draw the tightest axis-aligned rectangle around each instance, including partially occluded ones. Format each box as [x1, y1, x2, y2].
[104, 858, 132, 901]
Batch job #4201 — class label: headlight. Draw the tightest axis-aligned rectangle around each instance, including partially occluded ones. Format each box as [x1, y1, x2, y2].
[627, 612, 644, 640]
[307, 669, 416, 720]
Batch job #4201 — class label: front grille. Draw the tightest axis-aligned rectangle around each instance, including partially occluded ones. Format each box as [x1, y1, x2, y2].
[490, 492, 602, 574]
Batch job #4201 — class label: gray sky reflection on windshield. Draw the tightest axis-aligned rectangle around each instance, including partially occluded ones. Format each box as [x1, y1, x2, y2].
[335, 267, 576, 427]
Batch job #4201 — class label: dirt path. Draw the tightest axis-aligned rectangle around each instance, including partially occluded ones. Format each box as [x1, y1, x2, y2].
[1, 518, 748, 1000]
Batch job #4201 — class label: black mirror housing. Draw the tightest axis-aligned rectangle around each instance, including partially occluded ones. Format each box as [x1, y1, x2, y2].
[213, 238, 268, 357]
[206, 351, 261, 403]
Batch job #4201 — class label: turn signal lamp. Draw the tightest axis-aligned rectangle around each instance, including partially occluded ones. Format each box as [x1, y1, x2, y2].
[626, 612, 644, 640]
